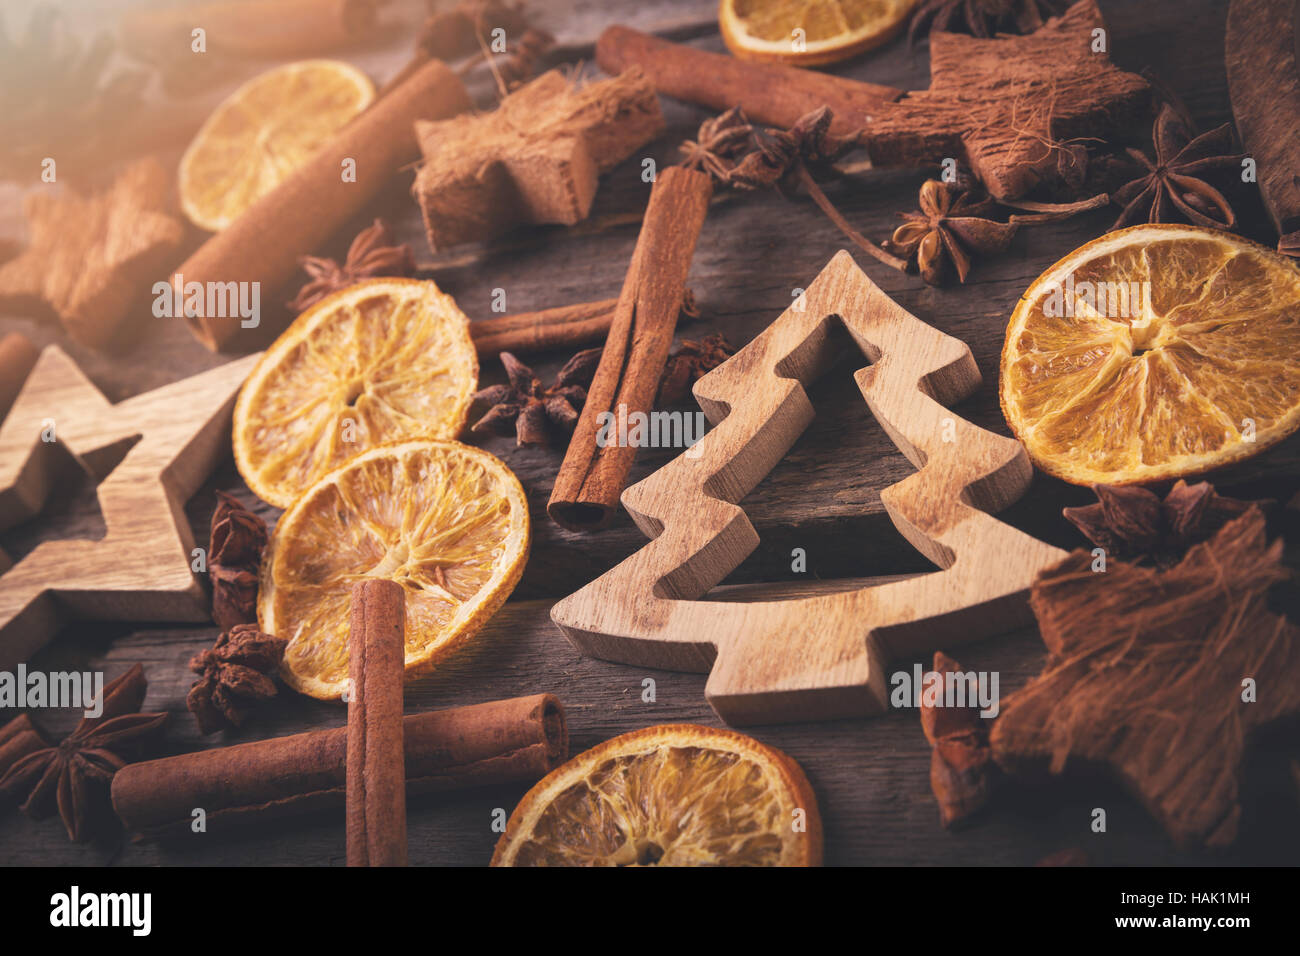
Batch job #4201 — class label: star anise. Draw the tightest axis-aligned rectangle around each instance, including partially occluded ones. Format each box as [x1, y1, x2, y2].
[883, 180, 1018, 285]
[658, 333, 734, 406]
[208, 491, 268, 631]
[0, 664, 167, 842]
[187, 624, 289, 735]
[288, 219, 415, 313]
[680, 107, 754, 181]
[1063, 480, 1257, 568]
[725, 106, 858, 192]
[909, 0, 1064, 44]
[472, 349, 600, 446]
[1109, 105, 1244, 231]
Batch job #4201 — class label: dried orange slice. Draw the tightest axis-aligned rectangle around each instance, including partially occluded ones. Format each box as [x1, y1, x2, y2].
[260, 439, 529, 699]
[491, 724, 822, 866]
[233, 278, 477, 509]
[1000, 224, 1300, 486]
[719, 0, 915, 66]
[179, 59, 374, 231]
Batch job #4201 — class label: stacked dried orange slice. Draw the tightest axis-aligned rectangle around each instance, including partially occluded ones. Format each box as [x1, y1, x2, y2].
[234, 278, 530, 699]
[261, 440, 529, 699]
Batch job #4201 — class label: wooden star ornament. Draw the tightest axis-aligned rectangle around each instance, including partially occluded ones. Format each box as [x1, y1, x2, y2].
[0, 158, 184, 349]
[0, 347, 260, 671]
[866, 0, 1149, 199]
[413, 69, 664, 250]
[550, 251, 1067, 725]
[991, 508, 1300, 848]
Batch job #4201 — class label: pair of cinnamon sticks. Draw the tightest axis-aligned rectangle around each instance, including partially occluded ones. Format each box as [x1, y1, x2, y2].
[111, 582, 568, 858]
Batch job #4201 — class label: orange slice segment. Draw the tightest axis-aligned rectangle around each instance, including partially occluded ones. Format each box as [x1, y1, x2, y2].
[719, 0, 915, 66]
[1000, 224, 1300, 485]
[491, 724, 822, 866]
[233, 278, 477, 509]
[260, 439, 529, 699]
[179, 59, 374, 231]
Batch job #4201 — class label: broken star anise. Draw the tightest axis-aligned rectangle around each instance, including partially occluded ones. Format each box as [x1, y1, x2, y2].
[208, 491, 268, 632]
[472, 349, 600, 446]
[883, 180, 1018, 285]
[658, 333, 734, 406]
[909, 0, 1064, 44]
[1109, 104, 1244, 231]
[1063, 480, 1256, 568]
[287, 218, 415, 313]
[0, 664, 167, 842]
[187, 624, 289, 736]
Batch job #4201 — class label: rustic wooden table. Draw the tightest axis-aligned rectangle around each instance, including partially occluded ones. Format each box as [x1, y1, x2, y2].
[2, 0, 1297, 866]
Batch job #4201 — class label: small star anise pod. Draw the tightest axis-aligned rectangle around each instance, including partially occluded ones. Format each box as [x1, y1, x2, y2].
[288, 219, 415, 313]
[0, 664, 167, 842]
[1109, 105, 1244, 231]
[187, 624, 289, 735]
[1063, 480, 1257, 568]
[680, 107, 754, 181]
[472, 349, 600, 446]
[909, 0, 1064, 44]
[208, 491, 268, 631]
[883, 180, 1018, 285]
[658, 333, 734, 406]
[726, 106, 858, 192]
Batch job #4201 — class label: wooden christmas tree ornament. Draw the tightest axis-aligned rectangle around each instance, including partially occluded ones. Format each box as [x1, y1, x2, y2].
[550, 251, 1066, 725]
[0, 348, 260, 671]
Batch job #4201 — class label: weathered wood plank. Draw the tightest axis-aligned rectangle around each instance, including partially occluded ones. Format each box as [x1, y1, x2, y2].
[2, 0, 1298, 866]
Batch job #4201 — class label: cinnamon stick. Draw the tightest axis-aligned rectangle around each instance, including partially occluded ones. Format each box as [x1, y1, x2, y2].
[346, 579, 407, 867]
[470, 293, 698, 358]
[596, 26, 903, 136]
[175, 58, 471, 351]
[472, 299, 619, 358]
[0, 333, 39, 420]
[111, 694, 567, 841]
[548, 165, 712, 530]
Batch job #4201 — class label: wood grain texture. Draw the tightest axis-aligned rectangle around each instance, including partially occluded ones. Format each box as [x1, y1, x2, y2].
[552, 253, 1067, 724]
[0, 348, 259, 672]
[2, 0, 1298, 866]
[1225, 0, 1300, 242]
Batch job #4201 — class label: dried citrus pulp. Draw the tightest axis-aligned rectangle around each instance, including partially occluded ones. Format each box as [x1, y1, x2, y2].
[1000, 224, 1300, 485]
[719, 0, 916, 66]
[233, 278, 478, 509]
[261, 439, 529, 699]
[491, 724, 822, 866]
[179, 59, 374, 230]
